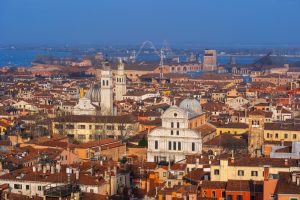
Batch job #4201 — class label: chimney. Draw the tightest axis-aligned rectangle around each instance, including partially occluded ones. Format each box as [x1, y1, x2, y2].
[195, 158, 199, 168]
[37, 163, 42, 172]
[231, 157, 235, 164]
[264, 166, 270, 181]
[292, 173, 297, 183]
[75, 169, 80, 180]
[46, 163, 50, 171]
[50, 165, 55, 174]
[56, 163, 61, 173]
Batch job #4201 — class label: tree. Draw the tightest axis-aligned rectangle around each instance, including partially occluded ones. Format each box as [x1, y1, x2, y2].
[138, 137, 148, 148]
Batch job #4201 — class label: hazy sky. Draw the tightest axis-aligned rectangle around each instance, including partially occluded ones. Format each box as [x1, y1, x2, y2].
[0, 0, 300, 47]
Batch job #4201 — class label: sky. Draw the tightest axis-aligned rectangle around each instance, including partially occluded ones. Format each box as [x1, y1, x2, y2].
[0, 0, 300, 48]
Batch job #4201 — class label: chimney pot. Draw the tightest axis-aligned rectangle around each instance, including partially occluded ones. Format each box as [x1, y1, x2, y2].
[231, 158, 235, 164]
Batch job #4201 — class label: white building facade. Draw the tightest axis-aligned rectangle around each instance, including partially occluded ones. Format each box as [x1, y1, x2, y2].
[147, 99, 203, 163]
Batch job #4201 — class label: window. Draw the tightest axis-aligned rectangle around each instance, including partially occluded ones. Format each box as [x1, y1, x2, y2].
[214, 169, 220, 175]
[176, 130, 179, 135]
[168, 141, 172, 150]
[284, 134, 288, 139]
[222, 191, 226, 198]
[203, 191, 207, 197]
[174, 113, 177, 117]
[173, 142, 177, 150]
[227, 195, 233, 200]
[237, 195, 243, 200]
[212, 191, 216, 198]
[155, 141, 158, 149]
[275, 133, 278, 138]
[106, 125, 115, 130]
[163, 172, 166, 177]
[66, 124, 74, 129]
[238, 170, 244, 176]
[178, 142, 181, 151]
[26, 185, 30, 190]
[90, 189, 94, 193]
[95, 125, 103, 129]
[78, 134, 86, 140]
[89, 125, 92, 129]
[55, 124, 63, 129]
[14, 184, 22, 189]
[177, 122, 180, 128]
[171, 130, 173, 135]
[251, 171, 258, 176]
[171, 122, 174, 128]
[78, 125, 86, 129]
[293, 134, 297, 139]
[38, 186, 42, 191]
[192, 142, 195, 151]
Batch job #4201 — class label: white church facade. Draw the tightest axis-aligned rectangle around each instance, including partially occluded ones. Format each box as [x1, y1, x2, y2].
[147, 99, 203, 163]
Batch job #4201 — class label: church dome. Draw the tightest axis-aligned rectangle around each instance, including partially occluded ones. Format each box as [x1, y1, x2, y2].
[179, 98, 202, 115]
[85, 83, 101, 103]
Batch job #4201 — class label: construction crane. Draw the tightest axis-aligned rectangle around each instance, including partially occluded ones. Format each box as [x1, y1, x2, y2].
[252, 51, 272, 70]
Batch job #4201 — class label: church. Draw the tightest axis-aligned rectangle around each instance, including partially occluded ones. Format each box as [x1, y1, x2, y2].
[73, 59, 127, 116]
[147, 98, 204, 163]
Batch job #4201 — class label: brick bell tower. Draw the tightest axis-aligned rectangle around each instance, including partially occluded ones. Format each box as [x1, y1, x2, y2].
[248, 110, 265, 157]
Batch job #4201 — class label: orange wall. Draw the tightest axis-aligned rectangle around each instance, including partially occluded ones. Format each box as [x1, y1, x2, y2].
[226, 191, 250, 200]
[278, 195, 300, 200]
[201, 188, 224, 198]
[189, 114, 206, 129]
[263, 179, 278, 200]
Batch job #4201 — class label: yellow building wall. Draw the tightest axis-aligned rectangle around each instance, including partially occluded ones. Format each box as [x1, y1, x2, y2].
[211, 164, 290, 182]
[74, 148, 91, 160]
[188, 114, 206, 129]
[264, 130, 299, 142]
[216, 127, 248, 135]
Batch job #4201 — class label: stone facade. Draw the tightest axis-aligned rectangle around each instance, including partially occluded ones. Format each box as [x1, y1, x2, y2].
[147, 99, 203, 163]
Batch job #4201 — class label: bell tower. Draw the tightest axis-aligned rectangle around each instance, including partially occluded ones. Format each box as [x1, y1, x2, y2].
[100, 62, 113, 115]
[248, 110, 265, 157]
[115, 58, 127, 101]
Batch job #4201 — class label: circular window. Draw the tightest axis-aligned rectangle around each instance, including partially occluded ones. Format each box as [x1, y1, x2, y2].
[174, 113, 177, 117]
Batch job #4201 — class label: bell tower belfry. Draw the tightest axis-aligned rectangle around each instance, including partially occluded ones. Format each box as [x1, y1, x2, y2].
[100, 62, 113, 115]
[115, 58, 127, 101]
